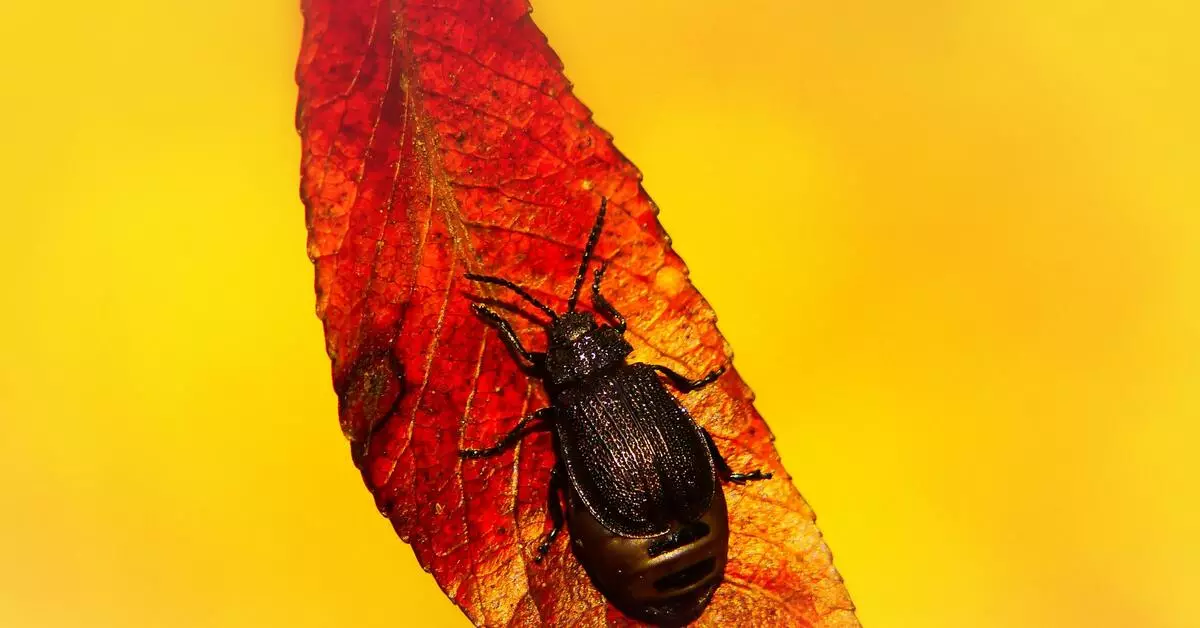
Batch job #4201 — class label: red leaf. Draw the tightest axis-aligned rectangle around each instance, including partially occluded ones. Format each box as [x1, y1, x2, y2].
[296, 0, 857, 625]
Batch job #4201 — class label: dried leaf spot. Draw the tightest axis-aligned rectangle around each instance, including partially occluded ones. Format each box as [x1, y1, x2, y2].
[337, 349, 405, 461]
[653, 264, 687, 299]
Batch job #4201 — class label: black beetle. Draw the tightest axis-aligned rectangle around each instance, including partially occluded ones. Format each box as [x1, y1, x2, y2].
[460, 198, 771, 625]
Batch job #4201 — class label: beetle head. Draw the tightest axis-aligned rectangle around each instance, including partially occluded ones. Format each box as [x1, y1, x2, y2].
[544, 312, 632, 387]
[548, 311, 596, 343]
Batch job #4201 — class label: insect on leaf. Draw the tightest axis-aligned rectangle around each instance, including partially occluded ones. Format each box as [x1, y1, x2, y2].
[296, 0, 858, 625]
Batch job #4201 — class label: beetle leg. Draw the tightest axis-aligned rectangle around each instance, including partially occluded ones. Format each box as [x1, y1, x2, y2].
[591, 261, 626, 332]
[459, 408, 553, 459]
[652, 364, 726, 392]
[535, 465, 566, 563]
[471, 303, 545, 369]
[701, 428, 773, 484]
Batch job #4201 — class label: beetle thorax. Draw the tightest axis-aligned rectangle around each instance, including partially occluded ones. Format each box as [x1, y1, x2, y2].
[544, 312, 632, 387]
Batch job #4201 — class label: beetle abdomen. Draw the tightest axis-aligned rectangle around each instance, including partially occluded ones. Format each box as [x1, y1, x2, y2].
[567, 481, 730, 626]
[555, 364, 718, 538]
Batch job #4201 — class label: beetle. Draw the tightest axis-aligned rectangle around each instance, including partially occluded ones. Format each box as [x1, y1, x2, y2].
[460, 198, 771, 625]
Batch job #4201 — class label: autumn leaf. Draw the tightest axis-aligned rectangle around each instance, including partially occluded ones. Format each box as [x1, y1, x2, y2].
[295, 0, 857, 625]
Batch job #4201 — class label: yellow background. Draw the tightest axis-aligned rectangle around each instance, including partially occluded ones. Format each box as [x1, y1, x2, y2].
[1, 1, 1196, 626]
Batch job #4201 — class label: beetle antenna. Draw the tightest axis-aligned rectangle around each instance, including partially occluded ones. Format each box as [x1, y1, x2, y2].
[568, 197, 607, 312]
[464, 274, 559, 321]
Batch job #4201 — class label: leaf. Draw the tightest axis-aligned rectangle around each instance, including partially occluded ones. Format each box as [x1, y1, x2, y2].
[295, 0, 858, 625]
